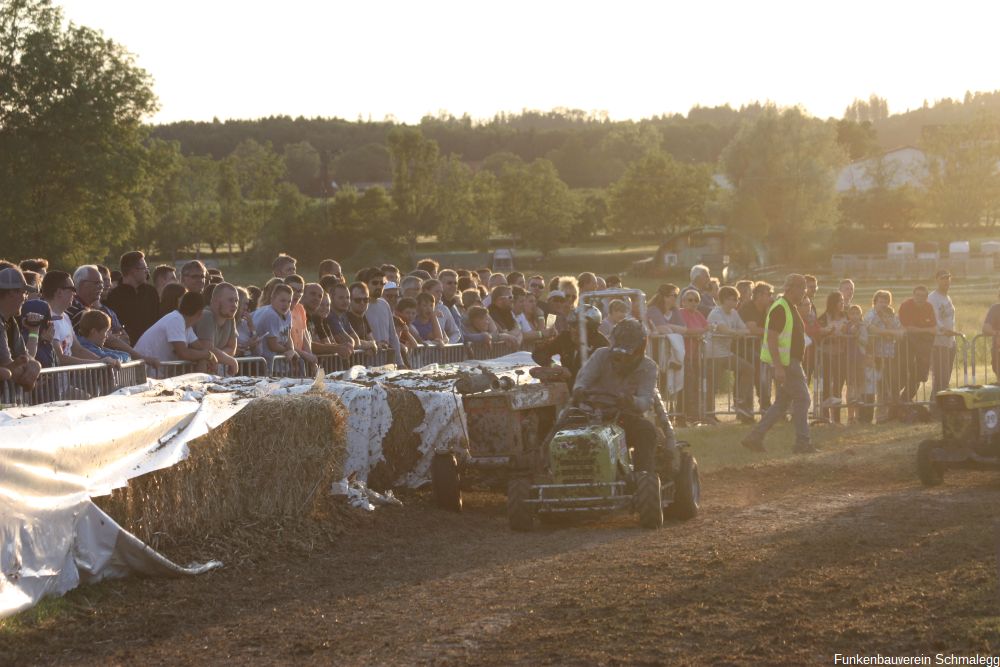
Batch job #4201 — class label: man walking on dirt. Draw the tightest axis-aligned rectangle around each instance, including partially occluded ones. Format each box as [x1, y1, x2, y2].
[741, 274, 816, 454]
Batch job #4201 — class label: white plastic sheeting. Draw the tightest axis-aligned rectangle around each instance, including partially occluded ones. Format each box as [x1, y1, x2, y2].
[0, 353, 540, 618]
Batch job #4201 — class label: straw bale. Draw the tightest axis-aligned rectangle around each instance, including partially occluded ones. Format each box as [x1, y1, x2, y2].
[366, 386, 426, 491]
[97, 391, 347, 550]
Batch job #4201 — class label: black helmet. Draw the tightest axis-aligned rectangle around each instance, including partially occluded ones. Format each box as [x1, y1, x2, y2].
[567, 305, 602, 330]
[610, 319, 646, 355]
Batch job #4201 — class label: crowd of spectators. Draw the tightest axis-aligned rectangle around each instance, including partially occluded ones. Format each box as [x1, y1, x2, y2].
[0, 252, 974, 426]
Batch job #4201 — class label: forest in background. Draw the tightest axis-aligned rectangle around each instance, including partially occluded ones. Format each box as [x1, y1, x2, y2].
[5, 0, 1000, 271]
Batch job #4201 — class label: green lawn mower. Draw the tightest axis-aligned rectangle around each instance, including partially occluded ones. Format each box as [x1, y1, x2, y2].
[506, 392, 700, 531]
[917, 385, 1000, 486]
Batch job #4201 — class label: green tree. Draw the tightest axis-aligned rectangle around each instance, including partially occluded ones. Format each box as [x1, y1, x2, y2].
[283, 140, 321, 194]
[387, 127, 440, 254]
[496, 159, 575, 258]
[217, 157, 244, 259]
[839, 155, 918, 232]
[921, 113, 1000, 228]
[230, 138, 285, 200]
[720, 107, 846, 261]
[608, 151, 713, 239]
[0, 0, 157, 265]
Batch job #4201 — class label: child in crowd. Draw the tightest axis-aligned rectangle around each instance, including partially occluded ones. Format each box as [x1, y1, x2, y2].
[412, 292, 445, 345]
[77, 310, 129, 365]
[599, 299, 629, 338]
[394, 297, 421, 352]
[464, 305, 493, 343]
[844, 304, 868, 424]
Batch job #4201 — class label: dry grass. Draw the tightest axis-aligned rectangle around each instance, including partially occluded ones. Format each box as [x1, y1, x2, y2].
[96, 391, 348, 553]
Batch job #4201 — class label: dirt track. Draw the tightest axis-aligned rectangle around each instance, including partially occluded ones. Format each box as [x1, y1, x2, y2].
[3, 424, 999, 666]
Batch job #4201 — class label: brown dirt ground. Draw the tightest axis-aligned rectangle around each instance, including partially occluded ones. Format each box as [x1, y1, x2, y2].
[2, 424, 1000, 666]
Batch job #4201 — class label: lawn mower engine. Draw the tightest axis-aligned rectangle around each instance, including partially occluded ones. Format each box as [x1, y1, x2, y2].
[916, 385, 1000, 486]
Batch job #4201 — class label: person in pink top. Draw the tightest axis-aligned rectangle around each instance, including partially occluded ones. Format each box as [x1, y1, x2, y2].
[678, 288, 710, 424]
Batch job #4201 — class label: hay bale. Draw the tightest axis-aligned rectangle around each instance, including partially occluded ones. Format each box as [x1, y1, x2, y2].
[97, 392, 347, 549]
[367, 386, 425, 491]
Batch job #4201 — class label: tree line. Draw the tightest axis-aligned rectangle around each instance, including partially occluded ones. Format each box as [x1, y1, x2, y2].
[4, 0, 1000, 271]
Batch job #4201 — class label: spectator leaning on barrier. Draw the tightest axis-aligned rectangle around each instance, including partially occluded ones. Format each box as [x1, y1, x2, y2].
[180, 260, 207, 295]
[927, 269, 958, 399]
[134, 291, 216, 375]
[192, 282, 239, 376]
[272, 253, 297, 279]
[839, 279, 855, 310]
[982, 286, 1000, 378]
[68, 265, 148, 365]
[438, 269, 464, 341]
[365, 269, 404, 366]
[252, 284, 297, 368]
[463, 305, 494, 344]
[19, 298, 54, 368]
[488, 285, 523, 347]
[347, 282, 378, 347]
[677, 288, 710, 424]
[735, 280, 753, 309]
[707, 285, 755, 423]
[865, 290, 906, 423]
[0, 267, 43, 390]
[302, 282, 352, 359]
[284, 275, 313, 364]
[412, 292, 446, 346]
[77, 310, 130, 364]
[329, 283, 372, 352]
[37, 271, 108, 367]
[898, 285, 937, 404]
[423, 278, 461, 344]
[817, 290, 849, 422]
[152, 265, 178, 297]
[234, 287, 259, 357]
[645, 284, 686, 334]
[394, 297, 422, 353]
[742, 274, 815, 454]
[106, 251, 160, 344]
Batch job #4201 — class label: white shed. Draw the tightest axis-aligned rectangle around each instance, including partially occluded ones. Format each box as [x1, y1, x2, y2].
[981, 241, 1000, 255]
[887, 242, 914, 257]
[949, 241, 970, 257]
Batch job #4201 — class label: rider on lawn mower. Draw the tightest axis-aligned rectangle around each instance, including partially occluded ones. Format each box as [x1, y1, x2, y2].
[572, 319, 677, 473]
[532, 305, 609, 387]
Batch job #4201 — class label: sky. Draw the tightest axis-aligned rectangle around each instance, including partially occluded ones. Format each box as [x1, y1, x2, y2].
[58, 0, 1000, 125]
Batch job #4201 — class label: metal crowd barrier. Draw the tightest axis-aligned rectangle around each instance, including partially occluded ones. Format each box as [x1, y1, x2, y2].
[969, 334, 997, 385]
[466, 339, 519, 360]
[409, 343, 468, 368]
[647, 329, 972, 425]
[1, 360, 148, 408]
[155, 360, 200, 379]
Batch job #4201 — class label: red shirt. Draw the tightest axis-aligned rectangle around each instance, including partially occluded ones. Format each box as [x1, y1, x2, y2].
[898, 298, 935, 329]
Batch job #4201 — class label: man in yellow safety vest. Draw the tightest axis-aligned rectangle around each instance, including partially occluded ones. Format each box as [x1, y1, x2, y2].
[741, 273, 816, 454]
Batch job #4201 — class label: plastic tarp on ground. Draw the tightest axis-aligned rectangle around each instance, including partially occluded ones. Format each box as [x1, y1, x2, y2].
[0, 353, 541, 618]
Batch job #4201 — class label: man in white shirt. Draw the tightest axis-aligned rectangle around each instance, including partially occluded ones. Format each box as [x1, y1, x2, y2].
[135, 291, 216, 376]
[706, 286, 754, 422]
[927, 269, 958, 397]
[423, 278, 462, 344]
[36, 271, 107, 367]
[364, 269, 403, 366]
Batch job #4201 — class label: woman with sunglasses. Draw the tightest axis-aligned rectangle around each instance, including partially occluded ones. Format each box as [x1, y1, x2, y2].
[678, 288, 710, 424]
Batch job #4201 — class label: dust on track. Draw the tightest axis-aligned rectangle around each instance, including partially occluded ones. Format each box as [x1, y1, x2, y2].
[3, 432, 999, 666]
